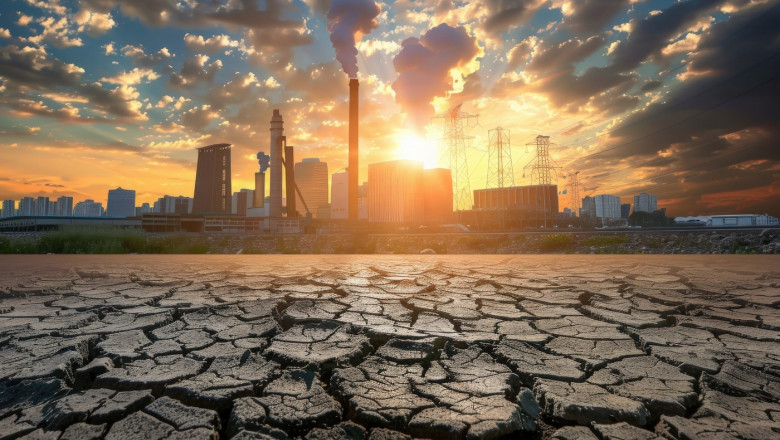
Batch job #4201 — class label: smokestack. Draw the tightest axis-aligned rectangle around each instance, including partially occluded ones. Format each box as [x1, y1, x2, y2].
[285, 144, 297, 217]
[254, 172, 264, 209]
[269, 110, 284, 218]
[348, 78, 358, 221]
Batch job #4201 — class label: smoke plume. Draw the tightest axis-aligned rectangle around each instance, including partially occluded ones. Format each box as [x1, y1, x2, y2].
[326, 0, 381, 78]
[392, 24, 480, 132]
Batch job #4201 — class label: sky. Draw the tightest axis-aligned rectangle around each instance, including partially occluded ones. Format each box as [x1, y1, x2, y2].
[0, 0, 778, 216]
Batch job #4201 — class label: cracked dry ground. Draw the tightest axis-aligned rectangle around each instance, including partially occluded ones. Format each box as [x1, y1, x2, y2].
[0, 256, 778, 440]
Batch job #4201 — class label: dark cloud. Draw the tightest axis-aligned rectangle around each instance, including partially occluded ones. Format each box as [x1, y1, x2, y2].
[205, 72, 259, 109]
[180, 104, 220, 131]
[560, 0, 632, 34]
[0, 44, 82, 89]
[506, 38, 534, 71]
[572, 2, 780, 215]
[609, 0, 723, 72]
[121, 44, 173, 67]
[482, 0, 544, 34]
[168, 54, 222, 89]
[639, 79, 663, 92]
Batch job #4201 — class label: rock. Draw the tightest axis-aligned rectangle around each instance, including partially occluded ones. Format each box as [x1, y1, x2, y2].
[592, 422, 661, 440]
[266, 322, 372, 373]
[60, 423, 106, 440]
[374, 339, 436, 364]
[165, 353, 278, 411]
[588, 356, 697, 419]
[534, 316, 630, 340]
[534, 379, 649, 426]
[550, 426, 598, 440]
[304, 421, 366, 440]
[493, 340, 585, 384]
[96, 330, 152, 361]
[94, 355, 205, 393]
[700, 361, 780, 402]
[0, 379, 70, 419]
[672, 315, 780, 342]
[366, 429, 411, 440]
[74, 357, 114, 389]
[256, 370, 342, 435]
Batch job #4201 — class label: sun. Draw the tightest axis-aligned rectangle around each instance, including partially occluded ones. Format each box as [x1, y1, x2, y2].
[394, 130, 441, 169]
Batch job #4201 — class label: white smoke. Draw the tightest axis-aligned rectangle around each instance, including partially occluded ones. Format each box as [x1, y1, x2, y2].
[326, 0, 381, 78]
[392, 24, 480, 132]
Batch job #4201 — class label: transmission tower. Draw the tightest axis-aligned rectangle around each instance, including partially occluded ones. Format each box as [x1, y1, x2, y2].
[523, 135, 560, 185]
[432, 104, 478, 211]
[567, 171, 581, 216]
[486, 127, 514, 189]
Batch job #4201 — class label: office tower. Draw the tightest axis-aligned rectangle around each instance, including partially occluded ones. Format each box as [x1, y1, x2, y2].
[193, 144, 232, 213]
[107, 187, 136, 217]
[18, 197, 34, 216]
[586, 194, 621, 219]
[621, 203, 631, 218]
[633, 193, 658, 213]
[330, 172, 348, 219]
[55, 196, 73, 216]
[1, 200, 15, 218]
[295, 158, 328, 218]
[73, 199, 104, 217]
[155, 195, 193, 214]
[35, 196, 49, 216]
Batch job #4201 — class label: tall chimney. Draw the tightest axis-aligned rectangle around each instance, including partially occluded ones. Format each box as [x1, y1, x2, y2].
[285, 144, 296, 217]
[348, 78, 359, 221]
[254, 172, 264, 209]
[269, 110, 284, 218]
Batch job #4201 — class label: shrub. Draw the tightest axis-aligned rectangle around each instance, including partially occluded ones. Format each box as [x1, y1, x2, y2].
[541, 234, 574, 252]
[581, 235, 629, 247]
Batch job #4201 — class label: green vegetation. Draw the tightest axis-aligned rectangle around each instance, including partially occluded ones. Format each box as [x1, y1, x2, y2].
[540, 234, 574, 252]
[0, 228, 211, 254]
[581, 235, 629, 247]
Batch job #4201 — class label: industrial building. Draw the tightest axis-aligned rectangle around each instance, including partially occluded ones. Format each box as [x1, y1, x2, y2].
[0, 216, 140, 232]
[295, 158, 328, 218]
[367, 160, 453, 225]
[711, 214, 779, 227]
[232, 189, 255, 216]
[330, 172, 348, 220]
[582, 195, 621, 221]
[473, 184, 558, 229]
[633, 193, 658, 213]
[193, 143, 232, 214]
[106, 187, 136, 218]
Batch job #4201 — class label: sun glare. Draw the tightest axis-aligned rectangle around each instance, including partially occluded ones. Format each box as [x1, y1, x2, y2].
[394, 131, 441, 169]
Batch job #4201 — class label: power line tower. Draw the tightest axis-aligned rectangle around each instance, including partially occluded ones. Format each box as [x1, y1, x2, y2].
[432, 104, 478, 212]
[486, 127, 514, 189]
[567, 171, 581, 216]
[522, 135, 561, 228]
[523, 135, 560, 184]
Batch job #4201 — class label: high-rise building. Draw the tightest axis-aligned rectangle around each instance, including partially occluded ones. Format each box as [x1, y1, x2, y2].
[193, 144, 232, 213]
[107, 187, 136, 217]
[581, 195, 622, 220]
[35, 196, 50, 216]
[295, 158, 328, 218]
[367, 160, 424, 224]
[18, 197, 34, 216]
[136, 203, 151, 216]
[2, 200, 15, 218]
[55, 196, 73, 216]
[154, 195, 193, 214]
[633, 193, 658, 213]
[330, 171, 348, 220]
[621, 203, 631, 218]
[232, 189, 254, 216]
[73, 199, 104, 216]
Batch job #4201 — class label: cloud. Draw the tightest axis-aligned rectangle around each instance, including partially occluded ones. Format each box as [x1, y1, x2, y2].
[206, 72, 260, 109]
[183, 33, 240, 52]
[392, 23, 481, 132]
[26, 16, 83, 48]
[121, 44, 172, 67]
[103, 42, 116, 55]
[0, 29, 11, 39]
[181, 104, 220, 131]
[168, 54, 222, 89]
[559, 0, 633, 34]
[74, 9, 116, 36]
[100, 68, 160, 85]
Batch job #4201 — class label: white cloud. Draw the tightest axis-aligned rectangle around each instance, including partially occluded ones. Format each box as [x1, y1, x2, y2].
[101, 68, 160, 85]
[103, 42, 116, 55]
[0, 28, 11, 39]
[74, 10, 116, 36]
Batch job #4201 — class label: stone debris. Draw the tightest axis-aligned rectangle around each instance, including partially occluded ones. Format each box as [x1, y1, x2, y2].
[0, 256, 777, 439]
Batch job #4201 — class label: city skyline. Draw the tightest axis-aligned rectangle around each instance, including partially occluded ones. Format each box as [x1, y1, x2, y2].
[1, 0, 779, 217]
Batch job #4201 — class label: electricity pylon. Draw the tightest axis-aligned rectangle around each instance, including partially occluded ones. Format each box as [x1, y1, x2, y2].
[432, 104, 478, 212]
[486, 127, 513, 189]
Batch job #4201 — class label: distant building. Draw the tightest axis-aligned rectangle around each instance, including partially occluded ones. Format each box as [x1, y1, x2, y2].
[330, 172, 348, 220]
[633, 193, 657, 213]
[1, 200, 15, 218]
[232, 189, 254, 216]
[621, 203, 631, 218]
[55, 196, 73, 216]
[295, 158, 328, 218]
[136, 203, 151, 216]
[106, 187, 136, 217]
[155, 195, 193, 214]
[193, 143, 232, 213]
[422, 168, 453, 225]
[358, 182, 368, 220]
[73, 199, 104, 217]
[18, 197, 35, 216]
[711, 214, 779, 227]
[582, 195, 621, 220]
[368, 160, 424, 224]
[35, 196, 50, 216]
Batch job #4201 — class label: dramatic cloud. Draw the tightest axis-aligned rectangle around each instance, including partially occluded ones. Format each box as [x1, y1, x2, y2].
[183, 33, 239, 53]
[392, 24, 480, 132]
[168, 54, 222, 89]
[326, 0, 382, 77]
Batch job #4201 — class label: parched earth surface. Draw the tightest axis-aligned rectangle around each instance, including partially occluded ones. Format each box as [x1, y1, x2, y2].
[0, 255, 778, 440]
